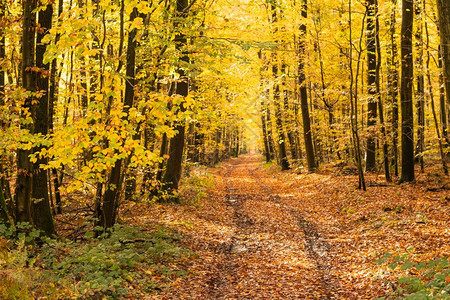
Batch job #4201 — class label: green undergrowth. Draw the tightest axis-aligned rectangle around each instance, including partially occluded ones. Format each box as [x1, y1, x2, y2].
[179, 164, 214, 206]
[0, 223, 194, 299]
[376, 251, 450, 299]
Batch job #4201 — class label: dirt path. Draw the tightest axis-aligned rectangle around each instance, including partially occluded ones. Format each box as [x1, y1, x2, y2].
[125, 153, 449, 299]
[155, 154, 343, 299]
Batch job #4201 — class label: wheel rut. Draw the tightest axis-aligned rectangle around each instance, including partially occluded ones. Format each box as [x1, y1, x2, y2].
[248, 167, 341, 299]
[206, 162, 255, 299]
[204, 155, 341, 299]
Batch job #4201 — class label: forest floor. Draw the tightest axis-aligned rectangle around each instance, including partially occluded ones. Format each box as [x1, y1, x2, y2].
[121, 153, 450, 299]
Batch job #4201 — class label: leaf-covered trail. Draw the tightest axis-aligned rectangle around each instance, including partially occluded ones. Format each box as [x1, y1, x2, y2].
[123, 153, 449, 299]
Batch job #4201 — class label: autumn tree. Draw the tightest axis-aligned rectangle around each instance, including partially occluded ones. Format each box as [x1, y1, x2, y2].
[298, 0, 316, 172]
[15, 0, 37, 225]
[31, 0, 55, 235]
[162, 0, 191, 191]
[400, 0, 415, 182]
[365, 0, 377, 172]
[436, 0, 450, 112]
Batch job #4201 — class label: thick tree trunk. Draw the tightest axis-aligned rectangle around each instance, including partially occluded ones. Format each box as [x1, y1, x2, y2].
[400, 0, 415, 182]
[162, 0, 190, 191]
[16, 0, 36, 224]
[32, 2, 55, 235]
[298, 0, 316, 172]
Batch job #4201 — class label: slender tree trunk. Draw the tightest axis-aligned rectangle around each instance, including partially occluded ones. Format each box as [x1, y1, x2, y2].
[49, 0, 64, 215]
[258, 50, 271, 162]
[365, 0, 377, 172]
[298, 0, 316, 172]
[415, 2, 425, 172]
[425, 3, 448, 174]
[400, 0, 415, 182]
[375, 0, 391, 182]
[0, 1, 11, 224]
[349, 0, 366, 190]
[101, 8, 138, 228]
[439, 47, 450, 149]
[266, 82, 276, 160]
[389, 0, 400, 177]
[436, 0, 450, 110]
[270, 3, 290, 170]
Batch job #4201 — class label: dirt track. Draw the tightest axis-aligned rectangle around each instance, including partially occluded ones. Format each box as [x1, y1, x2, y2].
[158, 154, 342, 299]
[138, 153, 449, 299]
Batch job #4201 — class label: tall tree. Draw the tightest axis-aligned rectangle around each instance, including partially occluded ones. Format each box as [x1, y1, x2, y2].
[162, 0, 191, 191]
[400, 0, 415, 182]
[388, 0, 399, 176]
[375, 0, 391, 182]
[258, 50, 272, 163]
[100, 7, 138, 228]
[271, 5, 290, 171]
[365, 0, 377, 172]
[436, 0, 450, 110]
[415, 1, 425, 172]
[298, 0, 316, 172]
[0, 1, 11, 224]
[16, 0, 37, 224]
[32, 1, 55, 235]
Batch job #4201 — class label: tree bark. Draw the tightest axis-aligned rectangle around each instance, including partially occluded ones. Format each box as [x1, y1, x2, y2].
[388, 0, 399, 177]
[31, 2, 55, 235]
[15, 0, 36, 224]
[415, 2, 425, 172]
[271, 3, 290, 171]
[375, 0, 391, 182]
[365, 0, 377, 172]
[436, 0, 450, 110]
[162, 0, 190, 191]
[298, 0, 316, 172]
[400, 0, 415, 182]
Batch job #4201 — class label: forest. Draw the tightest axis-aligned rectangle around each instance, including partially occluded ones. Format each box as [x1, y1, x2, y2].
[0, 0, 449, 298]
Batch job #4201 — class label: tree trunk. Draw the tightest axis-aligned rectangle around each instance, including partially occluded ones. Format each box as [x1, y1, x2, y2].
[439, 46, 450, 148]
[31, 2, 55, 235]
[349, 0, 366, 190]
[425, 2, 448, 174]
[374, 0, 391, 182]
[415, 2, 425, 172]
[271, 4, 290, 171]
[389, 0, 399, 177]
[298, 0, 316, 172]
[15, 0, 36, 224]
[49, 0, 64, 215]
[101, 8, 138, 228]
[0, 1, 11, 224]
[436, 0, 450, 111]
[400, 0, 415, 182]
[365, 0, 377, 172]
[162, 0, 190, 191]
